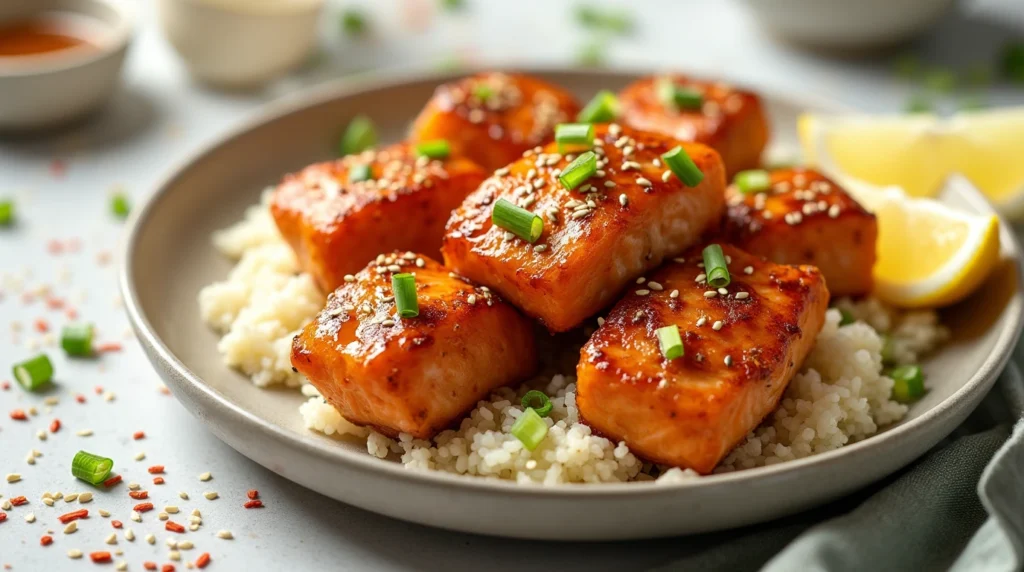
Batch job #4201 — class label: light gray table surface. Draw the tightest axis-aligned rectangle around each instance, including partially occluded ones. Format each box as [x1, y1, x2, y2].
[2, 1, 1023, 570]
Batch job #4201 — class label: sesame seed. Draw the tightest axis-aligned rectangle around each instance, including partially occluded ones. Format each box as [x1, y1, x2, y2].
[78, 492, 93, 503]
[712, 320, 724, 331]
[533, 244, 547, 252]
[648, 282, 663, 291]
[619, 194, 628, 206]
[636, 177, 653, 187]
[604, 181, 616, 188]
[343, 274, 355, 283]
[571, 210, 590, 219]
[25, 512, 35, 523]
[735, 292, 750, 300]
[216, 530, 234, 540]
[130, 512, 141, 522]
[98, 509, 111, 517]
[829, 205, 841, 218]
[744, 266, 754, 275]
[597, 317, 605, 326]
[199, 472, 212, 482]
[704, 291, 717, 298]
[146, 534, 156, 544]
[695, 273, 707, 282]
[42, 498, 54, 507]
[105, 533, 117, 545]
[718, 287, 728, 295]
[133, 452, 145, 461]
[635, 289, 651, 296]
[6, 473, 21, 483]
[696, 317, 707, 327]
[67, 549, 83, 559]
[76, 429, 93, 437]
[467, 295, 477, 305]
[380, 319, 395, 327]
[128, 482, 140, 491]
[495, 167, 510, 176]
[661, 171, 672, 183]
[64, 521, 78, 534]
[203, 492, 218, 500]
[636, 277, 646, 284]
[165, 506, 179, 514]
[65, 493, 79, 502]
[670, 289, 679, 299]
[725, 355, 734, 366]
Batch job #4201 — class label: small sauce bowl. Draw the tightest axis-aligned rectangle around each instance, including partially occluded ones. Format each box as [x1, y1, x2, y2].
[0, 0, 133, 131]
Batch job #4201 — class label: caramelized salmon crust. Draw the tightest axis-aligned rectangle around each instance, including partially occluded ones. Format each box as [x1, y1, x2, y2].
[291, 252, 538, 439]
[270, 143, 487, 293]
[576, 244, 829, 474]
[618, 75, 769, 175]
[409, 72, 581, 171]
[442, 123, 727, 333]
[723, 168, 877, 297]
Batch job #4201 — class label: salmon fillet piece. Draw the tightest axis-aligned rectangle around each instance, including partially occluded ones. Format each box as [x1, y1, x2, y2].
[291, 252, 538, 439]
[270, 142, 487, 292]
[723, 168, 877, 297]
[576, 244, 828, 474]
[618, 75, 769, 175]
[409, 72, 581, 171]
[442, 123, 727, 333]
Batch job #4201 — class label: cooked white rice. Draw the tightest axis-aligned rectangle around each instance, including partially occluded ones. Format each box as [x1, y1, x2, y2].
[201, 203, 947, 484]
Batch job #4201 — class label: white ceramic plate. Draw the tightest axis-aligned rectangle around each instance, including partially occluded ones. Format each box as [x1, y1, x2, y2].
[120, 68, 1024, 540]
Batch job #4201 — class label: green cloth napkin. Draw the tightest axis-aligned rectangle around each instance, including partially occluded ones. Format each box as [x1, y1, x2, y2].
[652, 363, 1024, 572]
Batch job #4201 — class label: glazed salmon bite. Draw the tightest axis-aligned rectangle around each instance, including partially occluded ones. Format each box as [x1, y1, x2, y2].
[618, 75, 769, 175]
[291, 252, 538, 439]
[576, 244, 828, 474]
[723, 168, 877, 297]
[441, 123, 727, 333]
[409, 72, 581, 171]
[270, 142, 487, 293]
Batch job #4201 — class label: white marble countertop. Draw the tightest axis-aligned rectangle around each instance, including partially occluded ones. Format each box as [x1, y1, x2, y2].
[1, 1, 1023, 570]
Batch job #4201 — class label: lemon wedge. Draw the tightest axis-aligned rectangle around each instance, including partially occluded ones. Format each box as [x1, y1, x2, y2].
[799, 108, 1024, 218]
[838, 176, 1001, 308]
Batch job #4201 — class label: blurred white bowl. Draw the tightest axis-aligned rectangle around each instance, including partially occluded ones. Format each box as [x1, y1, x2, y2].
[740, 0, 957, 51]
[0, 0, 133, 131]
[158, 0, 324, 89]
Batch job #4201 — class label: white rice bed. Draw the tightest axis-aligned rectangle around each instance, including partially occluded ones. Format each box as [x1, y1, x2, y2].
[199, 203, 948, 485]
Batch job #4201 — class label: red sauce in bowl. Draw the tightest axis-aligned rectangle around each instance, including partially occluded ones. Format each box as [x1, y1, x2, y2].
[0, 17, 94, 58]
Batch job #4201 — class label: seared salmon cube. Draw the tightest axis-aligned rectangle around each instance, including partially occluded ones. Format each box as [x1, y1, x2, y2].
[410, 72, 581, 171]
[618, 75, 769, 174]
[442, 123, 727, 333]
[576, 244, 828, 474]
[270, 142, 487, 292]
[291, 252, 538, 439]
[723, 168, 877, 297]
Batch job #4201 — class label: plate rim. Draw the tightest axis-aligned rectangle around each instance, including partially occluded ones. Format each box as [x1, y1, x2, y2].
[120, 65, 1024, 499]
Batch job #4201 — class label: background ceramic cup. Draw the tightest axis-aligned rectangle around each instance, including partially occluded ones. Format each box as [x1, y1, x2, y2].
[157, 0, 325, 89]
[740, 0, 957, 51]
[0, 0, 133, 131]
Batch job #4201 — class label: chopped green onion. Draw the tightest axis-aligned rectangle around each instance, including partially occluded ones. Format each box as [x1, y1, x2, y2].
[576, 90, 619, 123]
[555, 123, 595, 153]
[656, 325, 684, 360]
[510, 407, 548, 451]
[1001, 42, 1024, 84]
[558, 151, 598, 190]
[734, 169, 771, 194]
[349, 163, 374, 183]
[892, 54, 922, 80]
[702, 244, 730, 288]
[440, 0, 465, 11]
[12, 354, 53, 391]
[341, 9, 368, 35]
[576, 40, 606, 68]
[521, 390, 553, 417]
[964, 64, 993, 87]
[924, 68, 957, 93]
[661, 146, 704, 187]
[575, 6, 633, 34]
[472, 83, 493, 101]
[415, 139, 450, 159]
[904, 94, 934, 114]
[657, 78, 703, 111]
[839, 309, 856, 326]
[958, 96, 987, 112]
[110, 192, 130, 219]
[71, 451, 113, 485]
[880, 334, 897, 366]
[61, 323, 94, 357]
[492, 198, 543, 243]
[890, 365, 925, 403]
[339, 115, 377, 156]
[391, 273, 419, 318]
[0, 199, 13, 226]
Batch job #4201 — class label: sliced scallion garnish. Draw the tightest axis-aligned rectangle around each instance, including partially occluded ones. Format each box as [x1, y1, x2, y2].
[349, 163, 374, 184]
[576, 90, 619, 123]
[891, 365, 925, 403]
[341, 9, 368, 35]
[0, 199, 13, 226]
[1002, 42, 1024, 84]
[656, 325, 684, 360]
[734, 169, 771, 194]
[510, 407, 548, 451]
[554, 123, 595, 154]
[558, 151, 598, 190]
[657, 77, 703, 111]
[702, 244, 730, 289]
[110, 193, 130, 219]
[521, 390, 553, 417]
[473, 83, 493, 101]
[339, 115, 377, 156]
[12, 354, 53, 391]
[72, 451, 114, 486]
[492, 198, 543, 243]
[839, 309, 856, 326]
[415, 139, 450, 159]
[391, 273, 419, 318]
[880, 334, 897, 366]
[661, 146, 704, 187]
[61, 323, 94, 357]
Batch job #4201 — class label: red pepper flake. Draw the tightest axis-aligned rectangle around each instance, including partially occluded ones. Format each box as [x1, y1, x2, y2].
[65, 307, 78, 320]
[162, 565, 175, 572]
[133, 502, 153, 513]
[40, 535, 53, 546]
[34, 318, 49, 332]
[128, 490, 149, 500]
[111, 520, 122, 529]
[50, 419, 61, 433]
[153, 477, 165, 485]
[89, 551, 112, 563]
[143, 563, 157, 571]
[94, 385, 103, 395]
[46, 240, 63, 255]
[246, 489, 259, 500]
[75, 394, 86, 404]
[102, 474, 122, 488]
[9, 497, 27, 507]
[195, 553, 211, 569]
[58, 509, 88, 523]
[49, 158, 66, 178]
[96, 342, 123, 353]
[165, 521, 185, 533]
[243, 499, 264, 509]
[147, 465, 165, 474]
[45, 297, 64, 310]
[133, 431, 146, 440]
[0, 512, 6, 523]
[9, 409, 27, 421]
[1, 381, 9, 391]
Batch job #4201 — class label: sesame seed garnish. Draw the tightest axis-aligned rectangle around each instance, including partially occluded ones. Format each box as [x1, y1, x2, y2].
[145, 534, 156, 544]
[63, 521, 78, 534]
[597, 317, 605, 326]
[695, 274, 707, 282]
[704, 291, 717, 298]
[718, 287, 728, 295]
[467, 295, 477, 305]
[216, 530, 233, 540]
[635, 289, 651, 296]
[6, 473, 21, 483]
[669, 289, 679, 299]
[604, 181, 616, 188]
[735, 292, 750, 300]
[198, 472, 212, 481]
[67, 549, 83, 559]
[105, 533, 117, 545]
[696, 317, 707, 327]
[78, 492, 93, 503]
[828, 204, 841, 218]
[124, 529, 135, 541]
[619, 194, 628, 206]
[76, 429, 93, 437]
[725, 355, 734, 366]
[203, 492, 218, 500]
[661, 171, 672, 183]
[636, 177, 653, 188]
[648, 282, 663, 291]
[533, 244, 547, 252]
[744, 266, 754, 275]
[380, 319, 395, 328]
[712, 320, 724, 331]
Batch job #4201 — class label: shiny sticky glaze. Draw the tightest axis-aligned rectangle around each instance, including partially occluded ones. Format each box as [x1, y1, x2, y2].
[270, 142, 487, 292]
[409, 72, 581, 171]
[723, 168, 877, 297]
[576, 244, 828, 474]
[291, 252, 538, 439]
[442, 123, 727, 332]
[618, 75, 769, 174]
